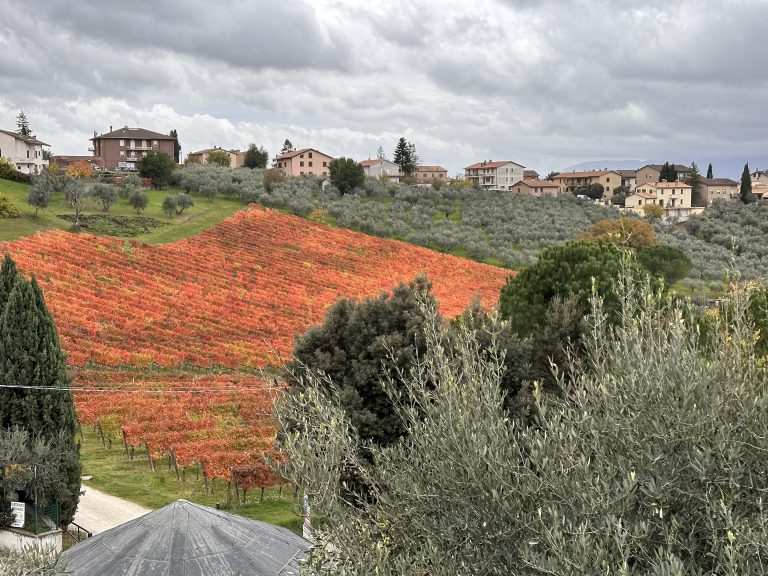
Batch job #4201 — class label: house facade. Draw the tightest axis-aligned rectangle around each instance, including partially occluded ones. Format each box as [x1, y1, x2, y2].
[635, 164, 692, 185]
[91, 126, 176, 170]
[186, 147, 244, 168]
[464, 160, 524, 190]
[700, 178, 738, 204]
[412, 165, 448, 184]
[627, 181, 698, 221]
[360, 159, 401, 181]
[552, 170, 622, 198]
[510, 179, 561, 197]
[275, 148, 333, 177]
[616, 169, 637, 191]
[751, 169, 768, 185]
[0, 129, 49, 174]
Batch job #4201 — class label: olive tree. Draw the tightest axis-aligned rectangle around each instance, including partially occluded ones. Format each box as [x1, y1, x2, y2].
[276, 269, 768, 575]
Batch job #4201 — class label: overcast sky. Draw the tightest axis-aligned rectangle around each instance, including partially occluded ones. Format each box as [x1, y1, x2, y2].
[1, 0, 766, 177]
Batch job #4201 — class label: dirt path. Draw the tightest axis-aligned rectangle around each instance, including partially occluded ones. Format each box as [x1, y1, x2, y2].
[73, 485, 152, 535]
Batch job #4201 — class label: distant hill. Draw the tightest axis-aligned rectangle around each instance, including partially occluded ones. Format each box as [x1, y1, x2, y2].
[561, 160, 648, 172]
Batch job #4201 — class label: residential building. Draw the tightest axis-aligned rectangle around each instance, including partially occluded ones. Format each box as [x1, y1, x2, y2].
[753, 183, 768, 199]
[616, 169, 637, 191]
[91, 126, 177, 170]
[464, 160, 524, 190]
[552, 170, 622, 198]
[274, 148, 334, 177]
[635, 164, 692, 185]
[699, 178, 739, 204]
[510, 178, 561, 197]
[627, 180, 698, 221]
[523, 169, 540, 180]
[412, 165, 448, 185]
[360, 159, 401, 182]
[751, 169, 768, 185]
[186, 147, 244, 168]
[0, 129, 49, 174]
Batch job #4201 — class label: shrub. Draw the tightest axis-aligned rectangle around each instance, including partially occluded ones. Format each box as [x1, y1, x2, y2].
[0, 195, 20, 218]
[580, 217, 657, 250]
[637, 244, 692, 284]
[65, 160, 94, 179]
[0, 158, 32, 184]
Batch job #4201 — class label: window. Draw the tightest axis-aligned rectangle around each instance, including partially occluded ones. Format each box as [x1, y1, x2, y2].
[120, 151, 125, 157]
[300, 161, 304, 167]
[142, 140, 147, 148]
[130, 140, 135, 149]
[308, 152, 313, 158]
[153, 140, 158, 146]
[300, 171, 305, 175]
[27, 150, 30, 158]
[300, 154, 304, 158]
[323, 161, 327, 167]
[309, 161, 313, 167]
[119, 139, 125, 147]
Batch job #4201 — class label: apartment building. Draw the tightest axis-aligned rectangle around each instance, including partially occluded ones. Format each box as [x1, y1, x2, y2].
[510, 178, 560, 197]
[699, 178, 738, 204]
[275, 148, 333, 177]
[360, 159, 401, 182]
[91, 126, 176, 170]
[0, 129, 49, 174]
[627, 181, 697, 221]
[464, 160, 524, 190]
[552, 170, 622, 198]
[635, 164, 692, 185]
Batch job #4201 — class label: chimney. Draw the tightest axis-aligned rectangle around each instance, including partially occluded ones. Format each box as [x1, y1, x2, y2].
[110, 125, 112, 132]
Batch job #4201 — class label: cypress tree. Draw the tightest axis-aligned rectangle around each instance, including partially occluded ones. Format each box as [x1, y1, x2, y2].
[0, 254, 19, 313]
[689, 162, 704, 207]
[0, 262, 81, 525]
[741, 163, 755, 204]
[706, 163, 713, 179]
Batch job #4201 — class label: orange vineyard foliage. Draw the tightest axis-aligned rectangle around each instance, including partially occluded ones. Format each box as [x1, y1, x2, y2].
[2, 206, 510, 482]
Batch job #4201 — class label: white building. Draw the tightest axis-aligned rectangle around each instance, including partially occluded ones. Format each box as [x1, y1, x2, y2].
[464, 160, 524, 190]
[360, 159, 401, 182]
[0, 129, 49, 174]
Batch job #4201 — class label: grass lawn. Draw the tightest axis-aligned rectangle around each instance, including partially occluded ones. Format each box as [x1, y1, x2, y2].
[0, 178, 249, 244]
[78, 429, 301, 533]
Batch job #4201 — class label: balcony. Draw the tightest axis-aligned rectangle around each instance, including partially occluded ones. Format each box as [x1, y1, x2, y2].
[126, 145, 153, 151]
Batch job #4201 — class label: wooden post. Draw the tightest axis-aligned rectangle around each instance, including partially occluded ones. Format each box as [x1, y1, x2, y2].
[122, 430, 130, 460]
[201, 461, 208, 494]
[147, 448, 156, 473]
[169, 448, 181, 482]
[96, 420, 106, 449]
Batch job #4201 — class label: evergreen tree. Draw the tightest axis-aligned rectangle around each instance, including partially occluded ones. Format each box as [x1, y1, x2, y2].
[670, 163, 678, 181]
[376, 146, 387, 161]
[244, 144, 269, 169]
[169, 129, 181, 163]
[16, 111, 31, 137]
[280, 139, 294, 155]
[0, 262, 81, 525]
[659, 162, 670, 181]
[741, 163, 755, 204]
[688, 162, 704, 207]
[393, 137, 418, 176]
[706, 163, 713, 179]
[0, 254, 19, 313]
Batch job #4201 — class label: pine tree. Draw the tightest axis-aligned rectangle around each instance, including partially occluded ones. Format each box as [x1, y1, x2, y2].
[0, 262, 81, 525]
[376, 146, 386, 161]
[16, 111, 31, 137]
[393, 137, 418, 176]
[706, 163, 713, 179]
[741, 163, 755, 204]
[280, 139, 294, 155]
[689, 162, 704, 207]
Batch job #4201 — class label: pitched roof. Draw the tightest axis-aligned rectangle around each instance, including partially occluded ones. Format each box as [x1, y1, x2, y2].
[0, 128, 50, 146]
[631, 192, 658, 200]
[65, 499, 309, 576]
[640, 164, 692, 173]
[516, 179, 559, 188]
[464, 160, 524, 170]
[554, 170, 620, 179]
[415, 165, 447, 172]
[523, 169, 540, 179]
[615, 169, 637, 177]
[91, 126, 175, 141]
[360, 159, 398, 167]
[640, 181, 692, 189]
[701, 178, 738, 186]
[275, 148, 332, 160]
[189, 147, 241, 155]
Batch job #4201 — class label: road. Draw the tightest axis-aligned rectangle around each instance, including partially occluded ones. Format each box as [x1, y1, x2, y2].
[73, 485, 152, 535]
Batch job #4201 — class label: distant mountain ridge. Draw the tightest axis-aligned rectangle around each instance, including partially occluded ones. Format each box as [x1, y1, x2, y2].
[562, 157, 768, 180]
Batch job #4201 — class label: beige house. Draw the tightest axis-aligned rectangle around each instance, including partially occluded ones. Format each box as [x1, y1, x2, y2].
[186, 147, 244, 168]
[616, 169, 637, 191]
[751, 169, 768, 185]
[464, 160, 524, 190]
[635, 164, 692, 185]
[627, 181, 698, 221]
[510, 179, 561, 197]
[700, 178, 739, 204]
[0, 129, 49, 174]
[275, 148, 333, 177]
[412, 165, 448, 184]
[753, 183, 768, 199]
[360, 159, 401, 182]
[552, 170, 622, 199]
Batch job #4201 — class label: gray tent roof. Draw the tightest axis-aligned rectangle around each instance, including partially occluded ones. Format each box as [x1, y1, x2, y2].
[66, 499, 309, 576]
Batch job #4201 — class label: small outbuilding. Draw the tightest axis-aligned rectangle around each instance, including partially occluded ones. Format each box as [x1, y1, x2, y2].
[66, 499, 309, 576]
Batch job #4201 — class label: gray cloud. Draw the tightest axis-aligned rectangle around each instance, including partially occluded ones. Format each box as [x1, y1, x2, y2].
[0, 0, 766, 178]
